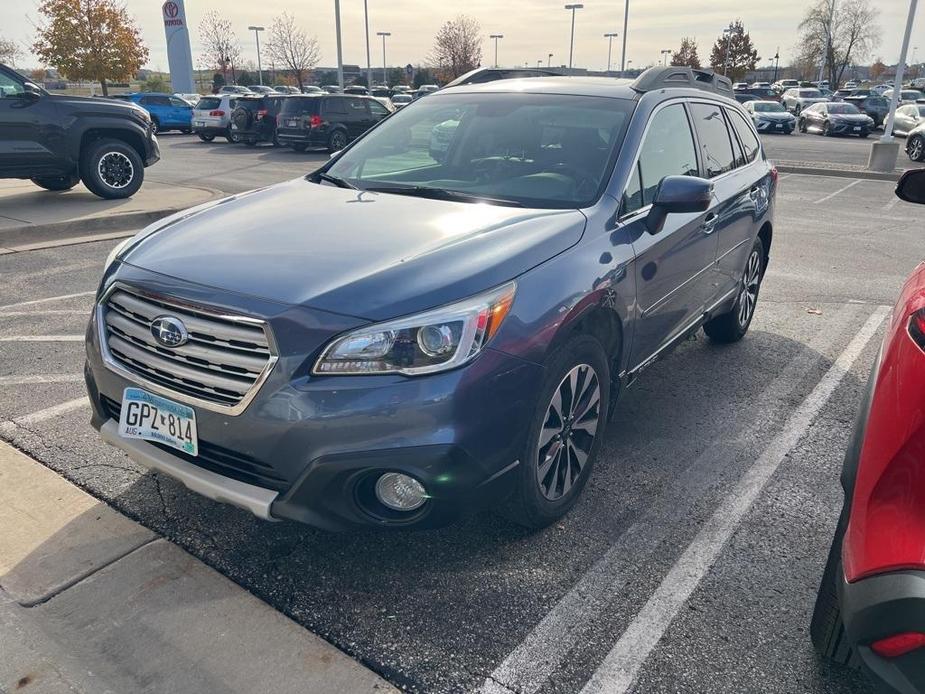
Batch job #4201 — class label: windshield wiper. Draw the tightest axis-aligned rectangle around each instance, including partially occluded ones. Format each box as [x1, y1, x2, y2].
[363, 185, 523, 207]
[311, 172, 356, 189]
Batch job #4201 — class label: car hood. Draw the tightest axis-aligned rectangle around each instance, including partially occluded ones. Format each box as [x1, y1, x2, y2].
[49, 93, 144, 114]
[755, 112, 793, 121]
[121, 177, 587, 321]
[830, 114, 871, 123]
[797, 97, 827, 104]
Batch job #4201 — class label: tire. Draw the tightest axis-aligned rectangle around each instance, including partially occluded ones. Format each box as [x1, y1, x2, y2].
[224, 127, 235, 143]
[79, 138, 144, 200]
[245, 138, 257, 147]
[181, 128, 191, 134]
[908, 135, 925, 162]
[810, 521, 861, 667]
[291, 143, 308, 152]
[799, 119, 807, 133]
[704, 236, 764, 344]
[328, 129, 348, 153]
[31, 172, 80, 191]
[150, 118, 159, 135]
[502, 335, 610, 529]
[198, 133, 215, 142]
[823, 122, 832, 136]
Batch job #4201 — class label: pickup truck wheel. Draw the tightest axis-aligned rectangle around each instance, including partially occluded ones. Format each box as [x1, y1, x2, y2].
[704, 237, 764, 344]
[502, 335, 610, 529]
[79, 139, 144, 199]
[31, 172, 80, 191]
[198, 133, 215, 142]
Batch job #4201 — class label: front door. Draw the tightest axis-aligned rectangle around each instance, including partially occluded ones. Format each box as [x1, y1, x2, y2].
[0, 69, 59, 175]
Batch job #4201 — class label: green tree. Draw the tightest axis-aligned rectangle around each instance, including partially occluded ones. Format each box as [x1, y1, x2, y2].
[709, 20, 759, 81]
[141, 74, 170, 92]
[32, 0, 148, 96]
[670, 37, 701, 68]
[412, 66, 436, 88]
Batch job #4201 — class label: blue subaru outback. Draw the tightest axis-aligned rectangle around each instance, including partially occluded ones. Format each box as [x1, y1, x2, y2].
[86, 67, 776, 530]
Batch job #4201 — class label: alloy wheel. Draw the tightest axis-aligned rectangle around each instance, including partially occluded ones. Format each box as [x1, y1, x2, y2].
[738, 249, 761, 328]
[97, 151, 134, 189]
[910, 137, 925, 162]
[536, 363, 601, 501]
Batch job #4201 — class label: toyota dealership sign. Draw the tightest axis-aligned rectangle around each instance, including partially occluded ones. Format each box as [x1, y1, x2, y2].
[161, 0, 194, 93]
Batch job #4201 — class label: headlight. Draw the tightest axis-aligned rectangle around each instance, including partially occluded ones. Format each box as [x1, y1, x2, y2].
[313, 282, 516, 376]
[104, 237, 131, 272]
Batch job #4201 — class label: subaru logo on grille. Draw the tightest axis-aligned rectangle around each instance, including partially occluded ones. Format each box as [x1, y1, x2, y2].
[151, 315, 188, 348]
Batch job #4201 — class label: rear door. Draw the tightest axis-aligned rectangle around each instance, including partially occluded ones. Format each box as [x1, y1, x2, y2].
[623, 101, 718, 367]
[345, 97, 372, 139]
[169, 96, 192, 128]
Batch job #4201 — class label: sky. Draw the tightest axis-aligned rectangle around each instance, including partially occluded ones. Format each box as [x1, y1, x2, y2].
[0, 0, 918, 75]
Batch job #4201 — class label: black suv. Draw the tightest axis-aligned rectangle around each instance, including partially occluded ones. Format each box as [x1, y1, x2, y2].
[843, 95, 890, 128]
[230, 95, 288, 146]
[276, 94, 391, 152]
[0, 64, 159, 199]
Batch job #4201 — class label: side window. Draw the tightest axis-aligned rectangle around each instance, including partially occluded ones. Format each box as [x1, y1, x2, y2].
[622, 103, 698, 216]
[727, 109, 760, 164]
[689, 103, 736, 178]
[368, 100, 389, 117]
[0, 71, 25, 97]
[346, 97, 369, 118]
[323, 98, 347, 117]
[169, 97, 189, 108]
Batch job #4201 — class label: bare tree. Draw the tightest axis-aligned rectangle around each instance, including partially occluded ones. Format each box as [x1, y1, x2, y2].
[265, 12, 320, 90]
[798, 0, 880, 87]
[429, 15, 482, 82]
[199, 10, 241, 84]
[0, 36, 22, 65]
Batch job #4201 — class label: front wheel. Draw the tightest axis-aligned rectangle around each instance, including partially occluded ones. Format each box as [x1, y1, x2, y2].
[502, 335, 610, 529]
[150, 118, 160, 135]
[79, 138, 144, 199]
[704, 236, 764, 344]
[908, 135, 925, 162]
[799, 119, 807, 133]
[823, 122, 833, 137]
[31, 172, 80, 191]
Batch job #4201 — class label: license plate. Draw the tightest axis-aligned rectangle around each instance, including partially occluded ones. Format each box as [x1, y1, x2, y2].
[118, 387, 198, 456]
[853, 126, 861, 131]
[775, 124, 783, 129]
[194, 120, 204, 127]
[287, 119, 298, 127]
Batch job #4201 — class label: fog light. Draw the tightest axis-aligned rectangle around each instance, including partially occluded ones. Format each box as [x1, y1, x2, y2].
[375, 472, 427, 512]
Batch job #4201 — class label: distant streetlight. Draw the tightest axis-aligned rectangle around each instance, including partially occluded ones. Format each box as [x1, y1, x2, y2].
[620, 0, 629, 76]
[247, 26, 264, 84]
[604, 32, 618, 73]
[660, 49, 671, 66]
[564, 4, 584, 69]
[490, 34, 504, 68]
[722, 24, 734, 76]
[548, 52, 554, 67]
[537, 59, 543, 68]
[773, 49, 780, 83]
[377, 31, 391, 85]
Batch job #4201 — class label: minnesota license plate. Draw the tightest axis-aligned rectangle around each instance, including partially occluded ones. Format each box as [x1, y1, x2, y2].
[853, 126, 861, 131]
[194, 120, 204, 127]
[287, 119, 298, 127]
[775, 124, 783, 129]
[118, 388, 198, 456]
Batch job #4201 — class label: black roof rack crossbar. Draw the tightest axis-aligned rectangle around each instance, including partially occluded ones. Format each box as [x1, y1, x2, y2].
[630, 66, 733, 97]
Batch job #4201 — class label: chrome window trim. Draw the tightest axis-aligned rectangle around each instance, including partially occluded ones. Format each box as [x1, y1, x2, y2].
[97, 281, 279, 416]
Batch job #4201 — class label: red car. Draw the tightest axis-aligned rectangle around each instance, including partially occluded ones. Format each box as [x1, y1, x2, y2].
[812, 168, 925, 692]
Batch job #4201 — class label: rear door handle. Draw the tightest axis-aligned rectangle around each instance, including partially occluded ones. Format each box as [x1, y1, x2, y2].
[702, 212, 718, 234]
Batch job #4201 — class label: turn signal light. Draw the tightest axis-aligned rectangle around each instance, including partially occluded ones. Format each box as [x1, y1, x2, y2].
[908, 308, 925, 350]
[871, 632, 925, 659]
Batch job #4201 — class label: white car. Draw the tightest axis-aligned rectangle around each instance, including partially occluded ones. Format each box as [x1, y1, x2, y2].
[191, 94, 238, 142]
[884, 89, 925, 105]
[781, 87, 827, 114]
[391, 93, 413, 109]
[751, 82, 771, 89]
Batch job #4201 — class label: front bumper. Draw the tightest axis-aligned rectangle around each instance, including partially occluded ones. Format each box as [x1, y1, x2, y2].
[829, 121, 871, 136]
[840, 569, 925, 694]
[85, 272, 541, 530]
[755, 119, 794, 134]
[144, 130, 160, 167]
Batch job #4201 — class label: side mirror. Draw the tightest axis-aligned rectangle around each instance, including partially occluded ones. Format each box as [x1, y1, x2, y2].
[646, 175, 713, 234]
[896, 169, 925, 205]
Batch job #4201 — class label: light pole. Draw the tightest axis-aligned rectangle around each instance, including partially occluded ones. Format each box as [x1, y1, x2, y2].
[248, 26, 264, 84]
[660, 49, 671, 66]
[773, 49, 780, 83]
[364, 0, 372, 87]
[620, 0, 629, 76]
[490, 34, 504, 68]
[604, 32, 618, 73]
[377, 31, 391, 86]
[564, 4, 583, 70]
[548, 53, 553, 67]
[722, 24, 734, 76]
[334, 0, 344, 90]
[537, 59, 543, 68]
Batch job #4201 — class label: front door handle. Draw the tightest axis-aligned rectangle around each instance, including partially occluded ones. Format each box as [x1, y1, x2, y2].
[702, 212, 718, 234]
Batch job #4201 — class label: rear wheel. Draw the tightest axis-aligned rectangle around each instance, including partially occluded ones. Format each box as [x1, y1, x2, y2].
[150, 118, 160, 135]
[224, 127, 235, 143]
[704, 237, 764, 344]
[79, 138, 144, 199]
[31, 172, 80, 191]
[502, 335, 610, 529]
[810, 520, 860, 667]
[291, 143, 308, 152]
[908, 134, 925, 162]
[198, 132, 215, 142]
[328, 129, 348, 153]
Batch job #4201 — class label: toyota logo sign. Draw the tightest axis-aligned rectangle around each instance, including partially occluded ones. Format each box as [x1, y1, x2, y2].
[163, 1, 179, 18]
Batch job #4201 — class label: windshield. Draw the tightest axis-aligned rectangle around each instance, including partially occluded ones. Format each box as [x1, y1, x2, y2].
[904, 91, 925, 100]
[324, 92, 634, 209]
[827, 104, 859, 114]
[393, 95, 412, 103]
[754, 102, 785, 112]
[798, 89, 822, 97]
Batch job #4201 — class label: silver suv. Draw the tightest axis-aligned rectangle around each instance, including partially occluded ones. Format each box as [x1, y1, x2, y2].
[781, 88, 827, 114]
[191, 95, 238, 143]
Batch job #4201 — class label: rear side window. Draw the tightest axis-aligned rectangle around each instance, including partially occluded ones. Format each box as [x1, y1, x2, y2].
[280, 97, 320, 116]
[689, 102, 736, 178]
[726, 109, 760, 164]
[346, 98, 369, 117]
[323, 97, 347, 116]
[196, 97, 220, 110]
[369, 100, 390, 117]
[622, 103, 698, 216]
[143, 95, 171, 106]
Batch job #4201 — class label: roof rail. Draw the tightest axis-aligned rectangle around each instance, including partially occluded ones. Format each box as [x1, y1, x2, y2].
[630, 66, 733, 98]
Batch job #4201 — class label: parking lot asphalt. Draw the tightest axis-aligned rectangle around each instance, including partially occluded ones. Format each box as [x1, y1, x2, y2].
[1, 169, 918, 693]
[762, 129, 924, 171]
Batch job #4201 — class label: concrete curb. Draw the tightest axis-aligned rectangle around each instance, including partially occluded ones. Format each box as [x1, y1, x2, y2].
[774, 163, 903, 182]
[0, 440, 399, 694]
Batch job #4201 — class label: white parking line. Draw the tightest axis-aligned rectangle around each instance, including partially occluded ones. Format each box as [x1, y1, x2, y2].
[480, 304, 861, 694]
[0, 310, 89, 318]
[0, 396, 91, 438]
[0, 291, 95, 311]
[578, 305, 889, 694]
[813, 178, 861, 204]
[0, 375, 84, 385]
[0, 335, 84, 342]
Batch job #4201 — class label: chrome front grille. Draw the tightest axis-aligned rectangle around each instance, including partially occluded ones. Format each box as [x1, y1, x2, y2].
[99, 285, 276, 414]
